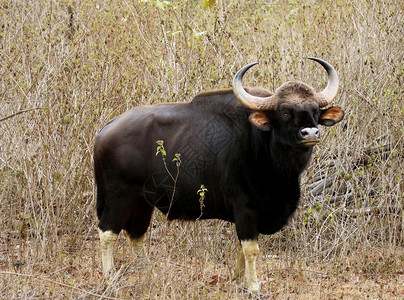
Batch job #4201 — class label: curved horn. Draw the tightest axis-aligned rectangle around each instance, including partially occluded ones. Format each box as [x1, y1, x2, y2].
[307, 57, 339, 107]
[232, 62, 276, 111]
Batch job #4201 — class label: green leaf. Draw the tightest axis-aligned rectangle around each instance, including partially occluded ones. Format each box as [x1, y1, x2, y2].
[202, 0, 216, 9]
[156, 145, 166, 157]
[197, 184, 208, 196]
[155, 0, 172, 10]
[155, 0, 165, 10]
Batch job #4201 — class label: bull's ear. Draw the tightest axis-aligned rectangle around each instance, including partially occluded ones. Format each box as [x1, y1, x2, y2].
[319, 107, 344, 126]
[249, 112, 272, 131]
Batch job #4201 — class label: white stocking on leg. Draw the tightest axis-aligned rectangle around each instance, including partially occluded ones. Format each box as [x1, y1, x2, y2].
[98, 228, 118, 277]
[122, 230, 147, 256]
[241, 240, 260, 292]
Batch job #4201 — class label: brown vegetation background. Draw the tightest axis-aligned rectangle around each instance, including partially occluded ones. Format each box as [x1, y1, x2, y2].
[0, 0, 402, 298]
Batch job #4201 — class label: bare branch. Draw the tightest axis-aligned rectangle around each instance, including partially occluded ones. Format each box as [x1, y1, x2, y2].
[0, 107, 43, 122]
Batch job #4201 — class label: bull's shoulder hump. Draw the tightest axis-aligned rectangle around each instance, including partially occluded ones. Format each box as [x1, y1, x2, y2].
[194, 88, 234, 99]
[191, 88, 236, 107]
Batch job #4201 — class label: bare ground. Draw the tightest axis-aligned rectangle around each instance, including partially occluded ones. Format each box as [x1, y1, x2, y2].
[1, 221, 403, 299]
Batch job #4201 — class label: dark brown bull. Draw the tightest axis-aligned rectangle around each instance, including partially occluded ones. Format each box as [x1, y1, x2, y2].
[94, 58, 344, 291]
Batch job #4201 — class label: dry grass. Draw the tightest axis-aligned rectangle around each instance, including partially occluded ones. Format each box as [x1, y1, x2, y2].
[0, 0, 403, 298]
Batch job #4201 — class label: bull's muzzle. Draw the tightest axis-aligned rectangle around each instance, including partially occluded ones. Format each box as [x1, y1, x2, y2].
[299, 127, 320, 147]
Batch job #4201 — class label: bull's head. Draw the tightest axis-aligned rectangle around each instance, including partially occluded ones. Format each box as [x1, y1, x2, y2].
[233, 58, 344, 148]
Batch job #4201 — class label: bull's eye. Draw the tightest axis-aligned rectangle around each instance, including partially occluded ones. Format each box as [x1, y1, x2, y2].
[281, 112, 290, 119]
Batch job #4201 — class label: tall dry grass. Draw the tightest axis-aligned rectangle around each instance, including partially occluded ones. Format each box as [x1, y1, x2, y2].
[0, 0, 402, 298]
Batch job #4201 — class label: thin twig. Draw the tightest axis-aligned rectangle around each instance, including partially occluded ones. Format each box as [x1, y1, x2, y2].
[0, 107, 43, 122]
[166, 162, 180, 218]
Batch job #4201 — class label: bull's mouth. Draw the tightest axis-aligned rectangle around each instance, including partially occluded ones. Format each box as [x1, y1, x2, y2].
[300, 139, 321, 147]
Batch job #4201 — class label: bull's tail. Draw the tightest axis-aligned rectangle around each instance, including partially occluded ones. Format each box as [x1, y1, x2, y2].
[94, 166, 104, 220]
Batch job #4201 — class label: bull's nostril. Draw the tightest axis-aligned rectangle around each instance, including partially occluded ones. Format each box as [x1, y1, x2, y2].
[300, 127, 319, 139]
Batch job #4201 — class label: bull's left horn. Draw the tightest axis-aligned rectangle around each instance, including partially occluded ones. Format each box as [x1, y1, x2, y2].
[307, 57, 339, 107]
[232, 63, 277, 111]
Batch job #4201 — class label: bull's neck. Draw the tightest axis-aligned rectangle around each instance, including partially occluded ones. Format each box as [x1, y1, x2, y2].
[252, 129, 313, 176]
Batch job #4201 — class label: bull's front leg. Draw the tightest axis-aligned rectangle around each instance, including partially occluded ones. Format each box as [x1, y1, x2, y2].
[234, 206, 260, 292]
[241, 240, 260, 292]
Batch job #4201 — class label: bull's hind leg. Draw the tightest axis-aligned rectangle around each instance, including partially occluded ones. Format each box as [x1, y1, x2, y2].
[122, 230, 147, 256]
[97, 228, 118, 277]
[122, 199, 154, 257]
[97, 186, 142, 277]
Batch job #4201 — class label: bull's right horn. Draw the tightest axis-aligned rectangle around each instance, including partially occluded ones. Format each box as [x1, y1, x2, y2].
[232, 63, 277, 111]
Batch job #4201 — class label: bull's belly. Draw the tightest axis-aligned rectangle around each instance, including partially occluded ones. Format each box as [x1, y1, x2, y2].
[143, 171, 300, 235]
[143, 183, 233, 222]
[257, 216, 293, 235]
[257, 201, 300, 235]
